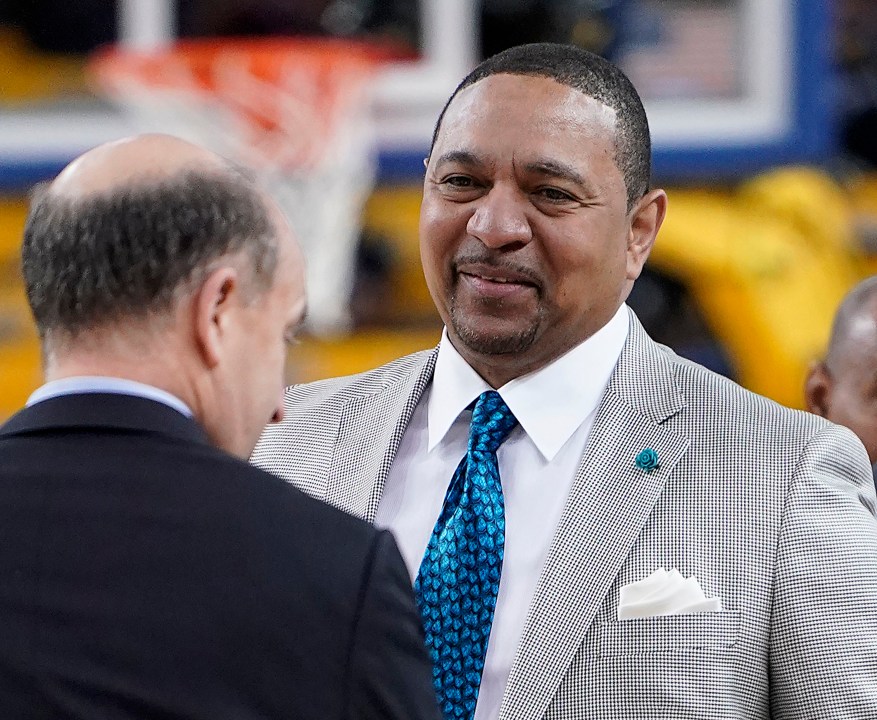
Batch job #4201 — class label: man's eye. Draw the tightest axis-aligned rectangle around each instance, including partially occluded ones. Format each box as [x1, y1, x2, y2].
[538, 187, 574, 202]
[443, 175, 474, 188]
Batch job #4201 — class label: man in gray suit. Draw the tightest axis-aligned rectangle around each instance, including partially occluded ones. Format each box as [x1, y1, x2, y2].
[253, 43, 877, 719]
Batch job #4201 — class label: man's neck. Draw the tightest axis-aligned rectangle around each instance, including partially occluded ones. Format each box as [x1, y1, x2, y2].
[43, 333, 197, 416]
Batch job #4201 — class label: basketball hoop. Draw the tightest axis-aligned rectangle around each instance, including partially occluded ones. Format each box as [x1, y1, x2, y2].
[89, 38, 398, 334]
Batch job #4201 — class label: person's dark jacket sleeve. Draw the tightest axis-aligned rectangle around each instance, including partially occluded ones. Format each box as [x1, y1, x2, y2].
[347, 529, 441, 720]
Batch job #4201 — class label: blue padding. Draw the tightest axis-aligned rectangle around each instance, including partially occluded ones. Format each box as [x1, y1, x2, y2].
[0, 159, 69, 194]
[375, 148, 426, 185]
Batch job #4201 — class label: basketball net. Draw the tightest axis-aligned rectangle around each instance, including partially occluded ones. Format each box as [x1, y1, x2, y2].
[90, 39, 391, 335]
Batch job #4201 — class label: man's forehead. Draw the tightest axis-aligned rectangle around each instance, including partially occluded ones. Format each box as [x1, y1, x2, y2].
[438, 73, 618, 143]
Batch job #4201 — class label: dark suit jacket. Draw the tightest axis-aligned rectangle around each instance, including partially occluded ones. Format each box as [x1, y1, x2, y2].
[0, 393, 440, 720]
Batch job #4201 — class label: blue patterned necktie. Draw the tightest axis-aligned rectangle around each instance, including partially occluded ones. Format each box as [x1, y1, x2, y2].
[415, 390, 519, 720]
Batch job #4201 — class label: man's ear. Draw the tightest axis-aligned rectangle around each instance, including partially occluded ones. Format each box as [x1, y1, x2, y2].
[804, 361, 831, 417]
[193, 266, 239, 369]
[626, 188, 668, 281]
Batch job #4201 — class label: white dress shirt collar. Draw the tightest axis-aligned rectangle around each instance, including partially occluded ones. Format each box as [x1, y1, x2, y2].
[429, 304, 630, 461]
[27, 376, 193, 419]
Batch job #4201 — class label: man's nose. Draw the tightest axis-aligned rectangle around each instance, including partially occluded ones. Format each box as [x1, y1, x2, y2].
[466, 186, 533, 249]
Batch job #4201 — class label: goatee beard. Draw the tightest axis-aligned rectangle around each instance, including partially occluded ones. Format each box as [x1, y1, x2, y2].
[449, 302, 540, 355]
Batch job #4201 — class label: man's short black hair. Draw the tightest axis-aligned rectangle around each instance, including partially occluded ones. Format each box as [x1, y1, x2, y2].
[22, 169, 277, 340]
[430, 42, 652, 209]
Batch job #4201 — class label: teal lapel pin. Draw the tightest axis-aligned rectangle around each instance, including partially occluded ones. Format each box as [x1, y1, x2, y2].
[635, 448, 659, 472]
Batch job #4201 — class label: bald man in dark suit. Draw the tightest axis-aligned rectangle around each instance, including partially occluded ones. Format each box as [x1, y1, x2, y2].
[0, 134, 439, 720]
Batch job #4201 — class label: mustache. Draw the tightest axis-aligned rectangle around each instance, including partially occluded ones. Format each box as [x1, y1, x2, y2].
[452, 253, 543, 288]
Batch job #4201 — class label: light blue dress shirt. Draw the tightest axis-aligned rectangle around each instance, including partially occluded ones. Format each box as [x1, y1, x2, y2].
[27, 376, 193, 418]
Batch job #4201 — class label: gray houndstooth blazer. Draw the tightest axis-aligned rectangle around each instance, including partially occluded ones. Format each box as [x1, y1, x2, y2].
[252, 310, 877, 719]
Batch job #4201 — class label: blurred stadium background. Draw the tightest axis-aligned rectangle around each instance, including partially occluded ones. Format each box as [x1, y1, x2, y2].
[1, 0, 877, 419]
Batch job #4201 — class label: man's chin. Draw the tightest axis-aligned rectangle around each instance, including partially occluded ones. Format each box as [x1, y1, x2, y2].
[451, 319, 538, 357]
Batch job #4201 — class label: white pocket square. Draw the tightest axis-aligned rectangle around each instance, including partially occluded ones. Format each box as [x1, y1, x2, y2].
[617, 568, 722, 620]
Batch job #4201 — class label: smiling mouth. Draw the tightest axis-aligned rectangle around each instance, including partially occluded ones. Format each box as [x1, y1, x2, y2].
[457, 271, 539, 302]
[456, 262, 540, 285]
[463, 272, 527, 284]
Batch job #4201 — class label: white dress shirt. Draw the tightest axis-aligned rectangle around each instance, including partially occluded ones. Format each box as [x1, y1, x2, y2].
[376, 304, 630, 720]
[27, 376, 193, 418]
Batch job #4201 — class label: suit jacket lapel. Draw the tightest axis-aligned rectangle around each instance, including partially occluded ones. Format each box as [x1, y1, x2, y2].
[325, 349, 438, 521]
[499, 313, 690, 720]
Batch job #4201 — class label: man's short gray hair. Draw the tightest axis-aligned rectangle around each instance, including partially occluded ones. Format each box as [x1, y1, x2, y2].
[21, 169, 278, 340]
